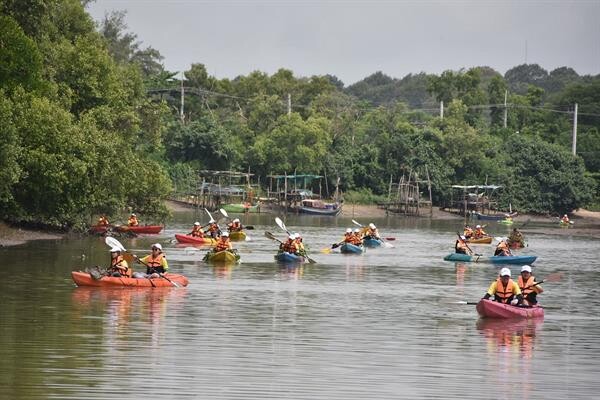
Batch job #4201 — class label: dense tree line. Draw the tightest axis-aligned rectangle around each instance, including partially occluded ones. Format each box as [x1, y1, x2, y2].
[1, 1, 598, 229]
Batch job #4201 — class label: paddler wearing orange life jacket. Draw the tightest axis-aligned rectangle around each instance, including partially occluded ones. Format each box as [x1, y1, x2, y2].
[134, 243, 168, 278]
[494, 239, 512, 256]
[474, 224, 487, 238]
[227, 218, 243, 232]
[190, 222, 204, 237]
[455, 235, 472, 255]
[292, 232, 306, 256]
[207, 220, 221, 239]
[128, 213, 139, 227]
[213, 231, 233, 252]
[483, 267, 523, 305]
[108, 247, 131, 277]
[98, 215, 110, 226]
[350, 228, 363, 245]
[463, 224, 474, 239]
[518, 265, 543, 305]
[280, 234, 299, 254]
[561, 214, 570, 224]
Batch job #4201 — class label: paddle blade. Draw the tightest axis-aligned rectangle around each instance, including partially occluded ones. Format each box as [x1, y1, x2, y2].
[245, 226, 255, 230]
[123, 252, 134, 264]
[105, 236, 126, 252]
[543, 272, 564, 283]
[351, 219, 363, 227]
[384, 237, 396, 241]
[275, 217, 288, 233]
[205, 208, 214, 222]
[320, 247, 333, 254]
[220, 208, 229, 218]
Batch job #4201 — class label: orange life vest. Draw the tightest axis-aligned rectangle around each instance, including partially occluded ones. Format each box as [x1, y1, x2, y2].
[128, 216, 139, 226]
[208, 223, 219, 233]
[228, 222, 242, 232]
[464, 227, 473, 237]
[110, 255, 131, 277]
[215, 238, 231, 252]
[495, 278, 516, 303]
[98, 217, 109, 226]
[145, 253, 165, 268]
[281, 239, 298, 254]
[518, 275, 537, 295]
[191, 226, 204, 237]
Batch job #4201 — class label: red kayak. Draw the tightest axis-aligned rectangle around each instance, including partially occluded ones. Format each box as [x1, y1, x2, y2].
[174, 233, 216, 245]
[71, 271, 188, 287]
[476, 299, 544, 319]
[114, 225, 163, 234]
[89, 225, 111, 234]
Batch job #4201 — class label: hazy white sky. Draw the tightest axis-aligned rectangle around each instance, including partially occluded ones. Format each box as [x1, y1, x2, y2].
[86, 0, 600, 85]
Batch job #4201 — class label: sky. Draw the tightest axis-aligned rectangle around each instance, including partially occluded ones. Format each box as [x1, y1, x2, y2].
[86, 0, 600, 86]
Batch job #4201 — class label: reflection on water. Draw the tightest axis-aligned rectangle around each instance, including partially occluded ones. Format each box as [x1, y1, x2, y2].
[0, 213, 599, 399]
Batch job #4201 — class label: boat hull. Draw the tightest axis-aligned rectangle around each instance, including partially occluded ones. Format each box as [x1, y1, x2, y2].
[221, 203, 260, 213]
[71, 271, 188, 287]
[274, 252, 305, 263]
[114, 225, 163, 234]
[363, 237, 383, 248]
[473, 212, 518, 221]
[340, 243, 364, 254]
[89, 225, 110, 234]
[298, 205, 342, 216]
[476, 299, 544, 319]
[229, 231, 247, 241]
[467, 236, 493, 244]
[175, 233, 215, 245]
[204, 250, 240, 263]
[443, 253, 537, 264]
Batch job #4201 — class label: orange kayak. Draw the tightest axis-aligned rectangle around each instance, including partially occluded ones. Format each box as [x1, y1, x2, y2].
[467, 236, 492, 244]
[114, 225, 163, 234]
[175, 233, 216, 245]
[71, 271, 188, 287]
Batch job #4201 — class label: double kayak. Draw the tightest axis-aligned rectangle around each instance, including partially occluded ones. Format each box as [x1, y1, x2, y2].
[467, 236, 492, 244]
[203, 250, 240, 263]
[340, 243, 364, 254]
[363, 237, 383, 248]
[175, 233, 216, 245]
[71, 271, 188, 287]
[229, 231, 247, 241]
[443, 253, 537, 264]
[476, 299, 544, 319]
[114, 225, 163, 234]
[274, 252, 305, 263]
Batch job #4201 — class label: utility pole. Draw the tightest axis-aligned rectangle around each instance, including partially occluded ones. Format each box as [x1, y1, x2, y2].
[180, 71, 185, 123]
[440, 100, 444, 119]
[572, 103, 578, 155]
[287, 93, 291, 116]
[503, 90, 508, 128]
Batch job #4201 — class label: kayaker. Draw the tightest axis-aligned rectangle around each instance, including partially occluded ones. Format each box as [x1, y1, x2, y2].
[455, 235, 472, 255]
[189, 222, 204, 237]
[108, 247, 131, 277]
[350, 228, 363, 245]
[207, 220, 221, 239]
[365, 223, 381, 240]
[128, 213, 139, 227]
[494, 239, 512, 256]
[227, 218, 243, 233]
[482, 267, 523, 305]
[134, 243, 168, 278]
[292, 232, 306, 256]
[474, 225, 487, 239]
[561, 214, 570, 224]
[508, 228, 525, 248]
[463, 224, 474, 239]
[518, 265, 543, 306]
[213, 231, 233, 252]
[280, 234, 299, 254]
[98, 215, 110, 226]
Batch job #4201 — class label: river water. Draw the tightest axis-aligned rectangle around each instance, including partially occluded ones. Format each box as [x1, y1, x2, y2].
[1, 212, 599, 399]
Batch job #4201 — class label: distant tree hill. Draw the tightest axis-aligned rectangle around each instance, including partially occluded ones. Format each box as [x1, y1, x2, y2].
[345, 65, 597, 107]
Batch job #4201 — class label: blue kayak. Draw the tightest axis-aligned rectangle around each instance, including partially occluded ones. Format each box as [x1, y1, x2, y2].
[340, 243, 364, 254]
[443, 253, 537, 264]
[274, 252, 305, 263]
[363, 237, 383, 248]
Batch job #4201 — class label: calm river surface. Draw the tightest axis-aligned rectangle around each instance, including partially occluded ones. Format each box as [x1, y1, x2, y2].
[1, 211, 599, 399]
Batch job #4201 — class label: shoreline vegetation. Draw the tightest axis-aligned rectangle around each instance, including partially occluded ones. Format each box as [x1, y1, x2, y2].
[2, 202, 599, 247]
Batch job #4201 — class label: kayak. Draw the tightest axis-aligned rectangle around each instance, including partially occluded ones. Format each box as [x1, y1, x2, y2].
[203, 250, 240, 263]
[443, 253, 537, 264]
[559, 221, 571, 228]
[498, 219, 514, 225]
[467, 236, 493, 244]
[476, 299, 544, 319]
[71, 271, 188, 287]
[274, 252, 305, 263]
[363, 237, 383, 248]
[89, 224, 111, 234]
[340, 243, 364, 254]
[175, 233, 216, 245]
[114, 225, 163, 234]
[229, 231, 247, 241]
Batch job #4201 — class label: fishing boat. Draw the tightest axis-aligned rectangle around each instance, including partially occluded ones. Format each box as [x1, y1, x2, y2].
[476, 299, 544, 319]
[340, 243, 364, 254]
[443, 253, 537, 264]
[174, 233, 216, 245]
[467, 236, 493, 244]
[363, 237, 383, 248]
[274, 251, 305, 263]
[203, 250, 240, 264]
[229, 231, 247, 241]
[221, 203, 260, 213]
[71, 271, 188, 287]
[297, 199, 342, 216]
[472, 212, 518, 221]
[114, 225, 163, 234]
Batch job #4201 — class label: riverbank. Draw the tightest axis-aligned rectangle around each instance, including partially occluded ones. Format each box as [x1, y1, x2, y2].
[0, 222, 63, 247]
